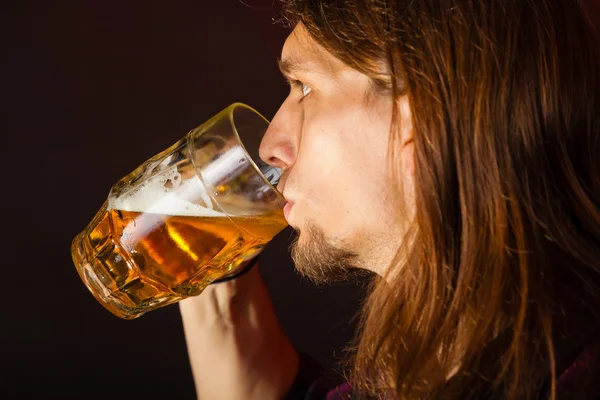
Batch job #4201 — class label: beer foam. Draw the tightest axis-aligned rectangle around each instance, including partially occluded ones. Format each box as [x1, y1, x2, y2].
[108, 175, 225, 218]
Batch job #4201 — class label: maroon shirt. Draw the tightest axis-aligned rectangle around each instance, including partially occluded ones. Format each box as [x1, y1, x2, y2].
[287, 334, 600, 400]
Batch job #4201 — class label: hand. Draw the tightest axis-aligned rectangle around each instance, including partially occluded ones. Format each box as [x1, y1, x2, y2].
[179, 262, 299, 400]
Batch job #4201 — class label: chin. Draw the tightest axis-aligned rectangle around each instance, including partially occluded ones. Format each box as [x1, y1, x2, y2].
[289, 222, 367, 285]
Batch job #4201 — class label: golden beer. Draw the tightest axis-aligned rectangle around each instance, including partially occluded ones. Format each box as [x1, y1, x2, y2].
[71, 103, 286, 319]
[73, 203, 285, 319]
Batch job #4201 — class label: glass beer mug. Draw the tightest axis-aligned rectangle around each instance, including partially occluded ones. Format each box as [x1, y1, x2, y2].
[71, 103, 287, 319]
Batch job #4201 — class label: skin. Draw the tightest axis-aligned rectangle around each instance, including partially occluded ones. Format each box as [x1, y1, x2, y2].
[179, 24, 416, 400]
[259, 24, 415, 281]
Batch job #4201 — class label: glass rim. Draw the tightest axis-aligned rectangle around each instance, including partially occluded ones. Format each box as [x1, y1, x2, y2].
[226, 102, 286, 204]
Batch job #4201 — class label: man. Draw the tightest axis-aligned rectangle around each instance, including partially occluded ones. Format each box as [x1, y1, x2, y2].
[180, 0, 600, 398]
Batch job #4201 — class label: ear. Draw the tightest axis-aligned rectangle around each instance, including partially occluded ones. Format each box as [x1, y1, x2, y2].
[393, 95, 416, 217]
[398, 96, 415, 176]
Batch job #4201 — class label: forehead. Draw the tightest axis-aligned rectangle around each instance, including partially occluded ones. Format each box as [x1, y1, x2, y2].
[280, 24, 347, 76]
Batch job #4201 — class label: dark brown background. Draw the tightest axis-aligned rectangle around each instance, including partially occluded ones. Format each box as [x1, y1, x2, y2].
[2, 1, 369, 398]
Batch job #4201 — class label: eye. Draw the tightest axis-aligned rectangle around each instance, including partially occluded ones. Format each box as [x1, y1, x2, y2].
[289, 79, 313, 99]
[300, 82, 312, 97]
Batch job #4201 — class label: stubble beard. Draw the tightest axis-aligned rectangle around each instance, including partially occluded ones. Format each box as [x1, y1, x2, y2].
[290, 221, 371, 285]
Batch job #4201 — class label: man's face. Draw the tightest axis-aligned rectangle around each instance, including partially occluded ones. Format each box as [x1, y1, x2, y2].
[259, 25, 414, 283]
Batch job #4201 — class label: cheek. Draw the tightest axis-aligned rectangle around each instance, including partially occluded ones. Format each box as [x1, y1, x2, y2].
[285, 121, 351, 230]
[345, 160, 395, 226]
[296, 115, 392, 234]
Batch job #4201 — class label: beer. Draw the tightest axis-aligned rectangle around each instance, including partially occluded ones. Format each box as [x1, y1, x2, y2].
[72, 103, 286, 319]
[73, 177, 286, 319]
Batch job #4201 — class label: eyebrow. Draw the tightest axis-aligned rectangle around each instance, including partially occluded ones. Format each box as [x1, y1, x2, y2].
[277, 57, 316, 78]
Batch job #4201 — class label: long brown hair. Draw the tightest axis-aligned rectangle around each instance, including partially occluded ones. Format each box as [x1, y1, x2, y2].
[281, 0, 600, 398]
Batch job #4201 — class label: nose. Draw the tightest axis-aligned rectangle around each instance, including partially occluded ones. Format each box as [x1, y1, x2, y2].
[259, 98, 300, 171]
